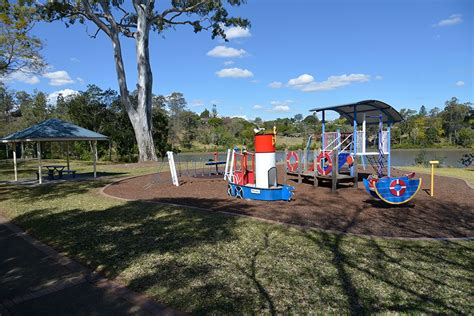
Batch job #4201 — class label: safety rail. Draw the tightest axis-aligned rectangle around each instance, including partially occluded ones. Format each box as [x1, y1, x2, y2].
[323, 133, 353, 153]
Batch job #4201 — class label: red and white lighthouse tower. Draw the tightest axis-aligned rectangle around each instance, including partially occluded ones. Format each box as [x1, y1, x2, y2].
[254, 133, 277, 189]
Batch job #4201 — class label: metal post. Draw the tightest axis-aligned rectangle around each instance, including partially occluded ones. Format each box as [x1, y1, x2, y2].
[321, 111, 326, 150]
[21, 142, 24, 160]
[332, 149, 338, 192]
[303, 147, 307, 172]
[297, 149, 302, 184]
[93, 140, 97, 178]
[387, 122, 391, 177]
[351, 106, 357, 176]
[336, 128, 341, 151]
[66, 142, 70, 171]
[429, 160, 439, 196]
[362, 114, 366, 154]
[13, 143, 17, 181]
[313, 149, 318, 188]
[37, 142, 42, 184]
[353, 153, 358, 188]
[283, 148, 287, 183]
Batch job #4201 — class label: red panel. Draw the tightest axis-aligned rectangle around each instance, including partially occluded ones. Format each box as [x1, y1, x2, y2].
[255, 134, 275, 153]
[247, 171, 255, 184]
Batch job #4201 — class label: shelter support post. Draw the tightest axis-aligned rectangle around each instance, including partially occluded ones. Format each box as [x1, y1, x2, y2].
[387, 122, 391, 177]
[93, 140, 97, 178]
[21, 142, 24, 159]
[321, 111, 326, 150]
[37, 142, 42, 184]
[351, 106, 357, 177]
[362, 114, 366, 154]
[13, 142, 17, 181]
[66, 142, 70, 170]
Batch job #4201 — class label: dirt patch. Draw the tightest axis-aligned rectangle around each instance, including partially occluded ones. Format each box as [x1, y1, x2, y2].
[103, 166, 474, 238]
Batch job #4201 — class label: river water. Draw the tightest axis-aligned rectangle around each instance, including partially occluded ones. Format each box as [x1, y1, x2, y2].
[177, 149, 471, 167]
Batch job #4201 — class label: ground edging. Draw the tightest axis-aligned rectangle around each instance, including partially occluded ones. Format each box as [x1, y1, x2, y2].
[99, 175, 474, 242]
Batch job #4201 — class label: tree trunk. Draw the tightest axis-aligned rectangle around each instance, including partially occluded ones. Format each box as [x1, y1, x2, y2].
[133, 5, 157, 161]
[109, 21, 157, 161]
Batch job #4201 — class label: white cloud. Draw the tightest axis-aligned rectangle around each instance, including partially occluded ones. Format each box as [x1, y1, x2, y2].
[224, 60, 235, 65]
[1, 71, 40, 84]
[287, 73, 370, 92]
[216, 67, 253, 78]
[268, 81, 283, 89]
[455, 81, 465, 86]
[190, 99, 204, 107]
[76, 77, 85, 84]
[47, 89, 79, 105]
[43, 70, 74, 86]
[224, 26, 251, 39]
[434, 14, 463, 27]
[375, 75, 383, 80]
[270, 100, 293, 112]
[207, 45, 247, 58]
[253, 104, 263, 109]
[231, 114, 248, 120]
[288, 74, 314, 86]
[70, 57, 80, 62]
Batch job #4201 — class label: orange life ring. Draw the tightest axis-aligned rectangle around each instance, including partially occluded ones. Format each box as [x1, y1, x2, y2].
[286, 151, 299, 172]
[389, 179, 407, 196]
[317, 151, 333, 175]
[346, 154, 354, 166]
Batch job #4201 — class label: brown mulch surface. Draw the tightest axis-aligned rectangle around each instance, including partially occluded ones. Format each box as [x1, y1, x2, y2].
[103, 166, 474, 238]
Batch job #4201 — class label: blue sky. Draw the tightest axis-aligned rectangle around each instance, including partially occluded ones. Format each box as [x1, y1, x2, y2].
[2, 0, 472, 121]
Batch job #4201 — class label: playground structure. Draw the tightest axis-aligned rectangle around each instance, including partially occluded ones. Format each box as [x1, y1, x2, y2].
[286, 100, 422, 204]
[224, 131, 295, 201]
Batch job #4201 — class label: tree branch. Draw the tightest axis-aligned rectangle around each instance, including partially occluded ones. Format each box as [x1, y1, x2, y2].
[151, 0, 210, 25]
[81, 0, 112, 38]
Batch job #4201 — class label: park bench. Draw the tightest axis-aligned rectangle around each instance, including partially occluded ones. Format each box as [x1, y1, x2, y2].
[58, 170, 76, 178]
[35, 171, 55, 180]
[35, 169, 76, 180]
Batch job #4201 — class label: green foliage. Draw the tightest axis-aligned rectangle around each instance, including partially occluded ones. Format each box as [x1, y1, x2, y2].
[0, 0, 45, 76]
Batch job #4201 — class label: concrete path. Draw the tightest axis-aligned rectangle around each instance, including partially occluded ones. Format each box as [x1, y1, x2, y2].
[0, 215, 180, 315]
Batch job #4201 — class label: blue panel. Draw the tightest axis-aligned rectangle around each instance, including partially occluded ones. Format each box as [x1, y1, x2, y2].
[229, 183, 295, 201]
[374, 177, 421, 204]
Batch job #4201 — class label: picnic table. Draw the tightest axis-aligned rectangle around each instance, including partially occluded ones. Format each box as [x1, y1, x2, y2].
[44, 165, 65, 180]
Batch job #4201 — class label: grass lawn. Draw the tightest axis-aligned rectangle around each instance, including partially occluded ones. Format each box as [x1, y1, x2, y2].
[0, 161, 472, 314]
[0, 158, 169, 182]
[398, 166, 474, 185]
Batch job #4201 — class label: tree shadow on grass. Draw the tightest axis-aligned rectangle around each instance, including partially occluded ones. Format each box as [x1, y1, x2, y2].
[303, 210, 473, 314]
[10, 199, 282, 313]
[4, 190, 473, 314]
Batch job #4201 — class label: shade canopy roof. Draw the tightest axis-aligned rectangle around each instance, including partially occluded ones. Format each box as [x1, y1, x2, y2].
[1, 118, 108, 143]
[309, 100, 403, 125]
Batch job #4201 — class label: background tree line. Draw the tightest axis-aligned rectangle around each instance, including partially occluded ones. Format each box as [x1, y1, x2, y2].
[1, 83, 473, 162]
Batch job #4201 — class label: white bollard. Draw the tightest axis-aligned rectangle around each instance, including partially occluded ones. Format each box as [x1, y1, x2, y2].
[167, 151, 180, 186]
[224, 148, 231, 180]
